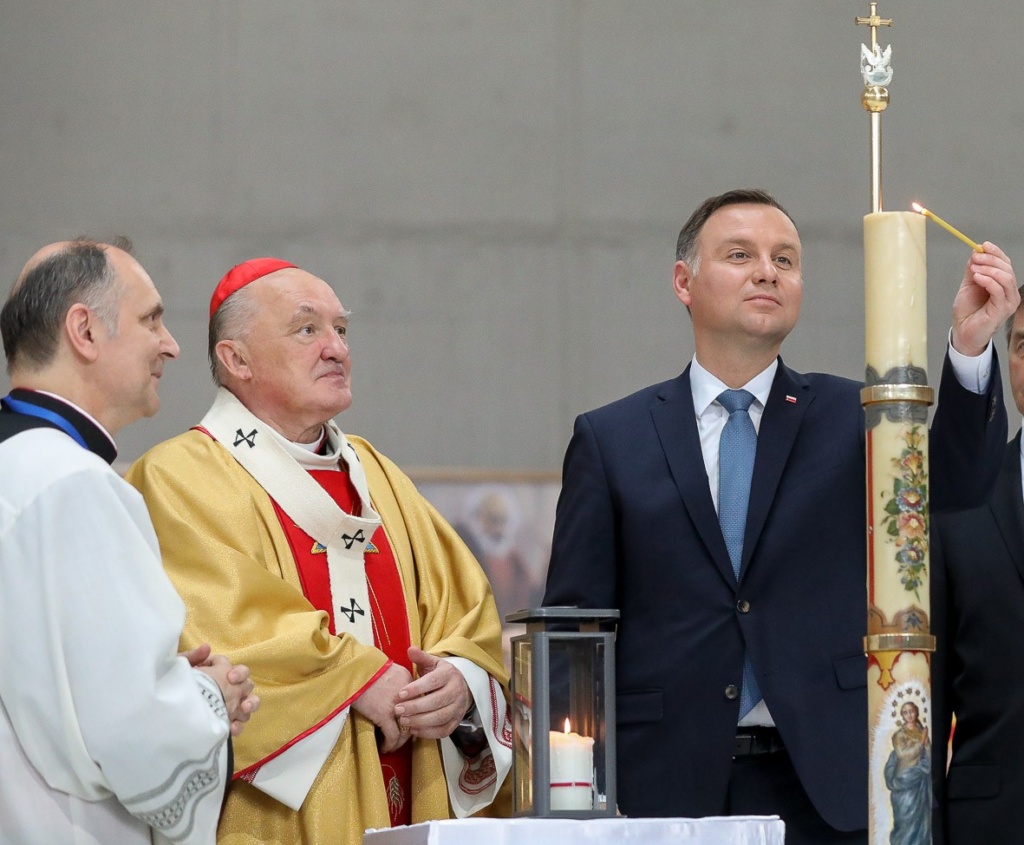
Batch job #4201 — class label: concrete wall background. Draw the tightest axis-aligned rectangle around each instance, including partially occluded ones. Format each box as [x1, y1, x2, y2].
[2, 1, 1022, 469]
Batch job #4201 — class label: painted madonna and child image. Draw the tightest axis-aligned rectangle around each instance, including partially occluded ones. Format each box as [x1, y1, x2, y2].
[876, 690, 931, 845]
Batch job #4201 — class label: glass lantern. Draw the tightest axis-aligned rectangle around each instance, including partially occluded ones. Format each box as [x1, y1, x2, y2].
[506, 607, 619, 818]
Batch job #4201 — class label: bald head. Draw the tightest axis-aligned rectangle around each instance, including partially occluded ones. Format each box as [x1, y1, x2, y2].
[1, 238, 129, 374]
[16, 241, 73, 286]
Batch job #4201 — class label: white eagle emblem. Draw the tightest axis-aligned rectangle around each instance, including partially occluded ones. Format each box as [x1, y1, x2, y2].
[861, 43, 893, 87]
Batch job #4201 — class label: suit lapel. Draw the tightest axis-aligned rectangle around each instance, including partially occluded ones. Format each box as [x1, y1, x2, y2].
[989, 432, 1024, 588]
[650, 367, 736, 586]
[742, 361, 812, 576]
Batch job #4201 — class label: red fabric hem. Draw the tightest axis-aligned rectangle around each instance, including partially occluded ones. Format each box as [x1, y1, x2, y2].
[232, 659, 394, 780]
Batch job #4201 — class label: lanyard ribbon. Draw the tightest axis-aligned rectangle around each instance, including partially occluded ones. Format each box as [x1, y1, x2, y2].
[3, 394, 89, 450]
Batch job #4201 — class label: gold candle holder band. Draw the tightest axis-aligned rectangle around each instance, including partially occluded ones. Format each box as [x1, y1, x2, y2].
[860, 384, 935, 405]
[864, 633, 936, 653]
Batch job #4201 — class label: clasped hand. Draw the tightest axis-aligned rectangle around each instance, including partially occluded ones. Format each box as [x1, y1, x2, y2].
[352, 646, 473, 754]
[183, 643, 261, 737]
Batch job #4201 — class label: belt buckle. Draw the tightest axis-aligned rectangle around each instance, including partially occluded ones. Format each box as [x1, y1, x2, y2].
[733, 728, 782, 757]
[733, 734, 756, 757]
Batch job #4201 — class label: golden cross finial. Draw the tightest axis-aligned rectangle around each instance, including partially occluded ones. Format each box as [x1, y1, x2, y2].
[856, 2, 893, 50]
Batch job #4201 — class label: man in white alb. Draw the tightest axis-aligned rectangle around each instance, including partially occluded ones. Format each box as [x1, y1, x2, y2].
[0, 238, 259, 844]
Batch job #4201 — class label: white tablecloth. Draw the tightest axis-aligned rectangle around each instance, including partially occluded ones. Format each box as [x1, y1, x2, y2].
[364, 816, 784, 845]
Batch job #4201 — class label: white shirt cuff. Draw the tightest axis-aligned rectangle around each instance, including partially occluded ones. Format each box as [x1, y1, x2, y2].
[947, 329, 993, 394]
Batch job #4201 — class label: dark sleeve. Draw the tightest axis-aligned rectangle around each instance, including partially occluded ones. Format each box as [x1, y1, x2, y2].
[543, 413, 619, 611]
[929, 348, 1007, 512]
[929, 518, 951, 845]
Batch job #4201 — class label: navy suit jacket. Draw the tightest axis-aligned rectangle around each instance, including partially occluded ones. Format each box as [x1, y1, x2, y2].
[932, 434, 1024, 844]
[544, 354, 1005, 832]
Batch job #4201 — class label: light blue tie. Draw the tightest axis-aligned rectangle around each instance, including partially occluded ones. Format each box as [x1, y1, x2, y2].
[717, 389, 761, 719]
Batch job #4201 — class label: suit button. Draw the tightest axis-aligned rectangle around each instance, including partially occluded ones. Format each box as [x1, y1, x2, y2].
[737, 599, 750, 613]
[725, 684, 739, 700]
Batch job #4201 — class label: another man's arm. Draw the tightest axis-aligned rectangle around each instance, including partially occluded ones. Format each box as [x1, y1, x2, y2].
[932, 242, 1018, 510]
[929, 518, 954, 845]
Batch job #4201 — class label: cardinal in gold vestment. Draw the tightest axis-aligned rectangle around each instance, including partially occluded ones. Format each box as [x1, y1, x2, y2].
[127, 257, 512, 844]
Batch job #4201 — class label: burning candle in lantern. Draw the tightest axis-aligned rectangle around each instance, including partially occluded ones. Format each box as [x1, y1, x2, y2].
[548, 717, 594, 811]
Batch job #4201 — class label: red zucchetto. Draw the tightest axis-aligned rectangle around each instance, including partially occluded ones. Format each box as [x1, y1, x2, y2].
[209, 257, 297, 319]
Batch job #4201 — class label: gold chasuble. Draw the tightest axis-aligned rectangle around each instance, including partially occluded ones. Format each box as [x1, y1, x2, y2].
[126, 404, 510, 845]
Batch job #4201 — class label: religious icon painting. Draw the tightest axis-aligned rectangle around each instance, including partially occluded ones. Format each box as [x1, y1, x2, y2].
[869, 678, 932, 845]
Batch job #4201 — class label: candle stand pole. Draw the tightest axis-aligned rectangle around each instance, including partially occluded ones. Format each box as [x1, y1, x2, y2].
[856, 6, 937, 844]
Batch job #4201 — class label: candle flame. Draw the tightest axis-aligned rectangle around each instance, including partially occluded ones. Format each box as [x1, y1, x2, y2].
[563, 717, 571, 734]
[911, 202, 926, 214]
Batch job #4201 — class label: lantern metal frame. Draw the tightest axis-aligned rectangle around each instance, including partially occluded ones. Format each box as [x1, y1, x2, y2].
[507, 606, 619, 818]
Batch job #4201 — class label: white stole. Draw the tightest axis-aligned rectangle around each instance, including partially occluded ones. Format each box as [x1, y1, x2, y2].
[200, 389, 511, 815]
[201, 388, 378, 645]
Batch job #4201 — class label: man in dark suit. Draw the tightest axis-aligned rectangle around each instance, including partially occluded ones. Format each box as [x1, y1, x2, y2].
[932, 287, 1024, 845]
[543, 189, 1019, 844]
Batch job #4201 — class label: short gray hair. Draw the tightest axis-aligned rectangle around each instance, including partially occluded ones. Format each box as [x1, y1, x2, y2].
[208, 286, 262, 384]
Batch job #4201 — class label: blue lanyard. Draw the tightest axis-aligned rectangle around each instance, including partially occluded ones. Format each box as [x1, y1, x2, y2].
[3, 394, 89, 450]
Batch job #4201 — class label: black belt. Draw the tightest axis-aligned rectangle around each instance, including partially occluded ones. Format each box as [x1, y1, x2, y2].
[733, 726, 785, 757]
